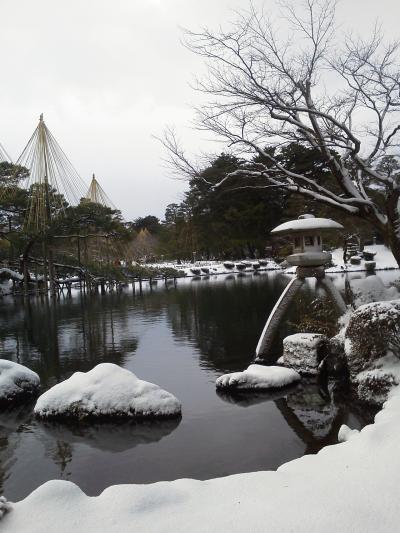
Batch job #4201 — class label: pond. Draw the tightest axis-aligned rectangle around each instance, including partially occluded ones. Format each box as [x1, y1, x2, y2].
[0, 270, 391, 501]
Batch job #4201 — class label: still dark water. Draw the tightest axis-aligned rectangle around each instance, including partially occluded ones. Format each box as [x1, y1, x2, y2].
[0, 272, 375, 501]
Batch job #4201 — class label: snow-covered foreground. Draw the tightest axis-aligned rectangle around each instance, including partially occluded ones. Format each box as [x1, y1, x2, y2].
[34, 364, 181, 419]
[3, 384, 400, 532]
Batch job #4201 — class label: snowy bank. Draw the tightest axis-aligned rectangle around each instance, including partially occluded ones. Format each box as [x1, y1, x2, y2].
[284, 245, 399, 274]
[0, 360, 40, 404]
[4, 384, 400, 532]
[216, 364, 300, 390]
[34, 364, 181, 419]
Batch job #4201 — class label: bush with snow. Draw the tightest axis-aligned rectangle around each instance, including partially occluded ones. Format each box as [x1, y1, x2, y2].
[216, 364, 300, 390]
[345, 300, 400, 377]
[0, 360, 40, 405]
[34, 363, 181, 419]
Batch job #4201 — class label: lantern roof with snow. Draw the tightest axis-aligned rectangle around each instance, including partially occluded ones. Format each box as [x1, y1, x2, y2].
[271, 214, 343, 236]
[271, 215, 344, 268]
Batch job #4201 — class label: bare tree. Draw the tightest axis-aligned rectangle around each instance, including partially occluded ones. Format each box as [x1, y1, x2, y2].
[162, 0, 400, 266]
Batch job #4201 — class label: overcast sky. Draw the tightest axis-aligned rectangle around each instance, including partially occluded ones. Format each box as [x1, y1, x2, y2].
[1, 0, 399, 220]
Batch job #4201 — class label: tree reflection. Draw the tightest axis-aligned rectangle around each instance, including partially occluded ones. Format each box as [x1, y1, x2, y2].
[0, 404, 33, 495]
[0, 292, 139, 388]
[164, 274, 318, 373]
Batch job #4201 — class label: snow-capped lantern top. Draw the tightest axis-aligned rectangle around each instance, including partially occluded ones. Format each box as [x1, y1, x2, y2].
[271, 215, 344, 267]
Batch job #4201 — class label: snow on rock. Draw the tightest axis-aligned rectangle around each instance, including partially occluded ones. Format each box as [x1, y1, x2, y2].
[216, 364, 300, 390]
[282, 333, 328, 375]
[338, 424, 359, 442]
[349, 275, 399, 308]
[0, 360, 40, 405]
[34, 364, 181, 419]
[0, 496, 11, 519]
[5, 384, 400, 532]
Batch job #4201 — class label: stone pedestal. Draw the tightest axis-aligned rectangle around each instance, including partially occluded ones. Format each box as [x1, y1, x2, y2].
[282, 333, 329, 375]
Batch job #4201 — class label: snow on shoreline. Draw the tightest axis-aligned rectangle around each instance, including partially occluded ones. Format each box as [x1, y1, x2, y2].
[34, 364, 181, 419]
[4, 383, 400, 532]
[154, 245, 398, 279]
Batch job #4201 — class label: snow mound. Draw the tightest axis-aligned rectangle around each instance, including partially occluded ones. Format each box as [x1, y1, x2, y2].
[216, 364, 300, 390]
[338, 424, 359, 442]
[34, 364, 181, 419]
[349, 275, 399, 307]
[0, 496, 11, 519]
[0, 360, 40, 404]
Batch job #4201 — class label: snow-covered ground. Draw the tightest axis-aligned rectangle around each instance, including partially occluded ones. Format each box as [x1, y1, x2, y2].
[147, 259, 282, 278]
[154, 245, 398, 280]
[0, 360, 40, 403]
[34, 363, 181, 419]
[283, 244, 399, 274]
[3, 382, 400, 532]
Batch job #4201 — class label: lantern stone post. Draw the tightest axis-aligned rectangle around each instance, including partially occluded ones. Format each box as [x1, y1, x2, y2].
[255, 215, 347, 363]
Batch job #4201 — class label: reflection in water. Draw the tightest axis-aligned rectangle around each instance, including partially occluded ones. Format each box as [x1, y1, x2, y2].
[217, 379, 372, 453]
[40, 418, 182, 453]
[217, 384, 299, 407]
[0, 271, 395, 500]
[0, 404, 33, 491]
[276, 379, 374, 454]
[0, 293, 138, 387]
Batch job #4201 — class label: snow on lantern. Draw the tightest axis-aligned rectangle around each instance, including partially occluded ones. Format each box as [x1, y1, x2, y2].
[254, 214, 347, 363]
[271, 214, 344, 267]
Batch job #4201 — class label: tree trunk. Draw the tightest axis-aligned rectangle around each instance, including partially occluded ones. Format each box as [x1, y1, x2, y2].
[385, 190, 400, 268]
[386, 225, 400, 268]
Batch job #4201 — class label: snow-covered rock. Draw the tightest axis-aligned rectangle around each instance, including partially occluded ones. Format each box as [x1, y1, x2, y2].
[282, 333, 328, 375]
[34, 364, 181, 419]
[216, 364, 300, 390]
[338, 424, 359, 442]
[5, 384, 400, 533]
[0, 360, 40, 405]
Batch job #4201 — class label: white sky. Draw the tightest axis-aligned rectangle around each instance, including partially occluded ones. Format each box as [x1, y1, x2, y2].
[1, 0, 400, 220]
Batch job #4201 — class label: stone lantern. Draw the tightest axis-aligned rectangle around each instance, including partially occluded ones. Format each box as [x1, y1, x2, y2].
[271, 214, 344, 269]
[255, 214, 347, 363]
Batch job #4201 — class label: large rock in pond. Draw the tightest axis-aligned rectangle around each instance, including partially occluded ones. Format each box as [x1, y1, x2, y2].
[0, 360, 40, 405]
[344, 300, 400, 376]
[34, 363, 181, 419]
[216, 364, 300, 390]
[282, 333, 329, 375]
